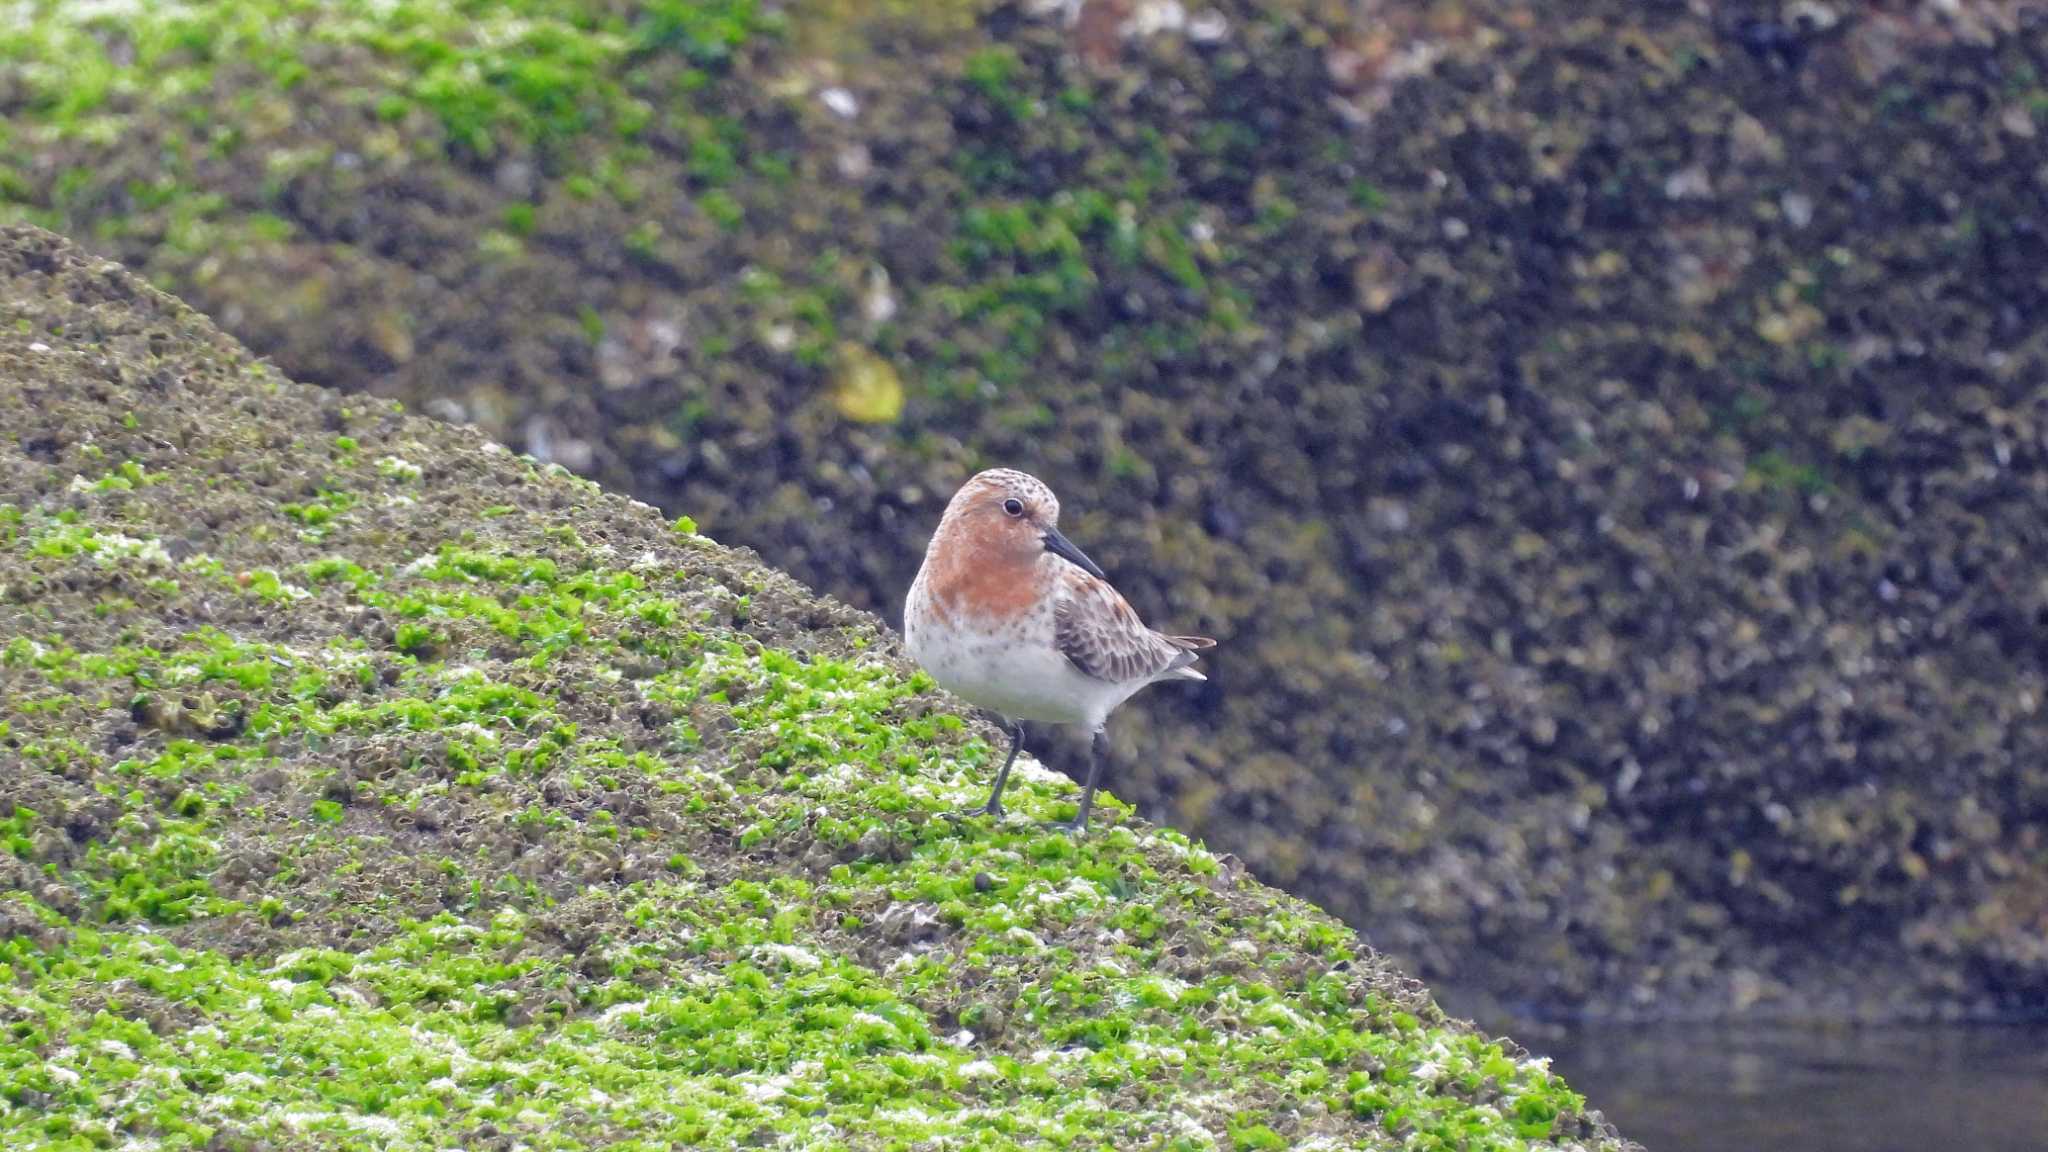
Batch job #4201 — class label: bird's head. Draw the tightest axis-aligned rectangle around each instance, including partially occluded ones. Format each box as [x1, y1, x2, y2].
[936, 468, 1105, 579]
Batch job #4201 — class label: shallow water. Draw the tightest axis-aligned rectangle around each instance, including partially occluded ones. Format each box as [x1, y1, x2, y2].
[1533, 1023, 2048, 1152]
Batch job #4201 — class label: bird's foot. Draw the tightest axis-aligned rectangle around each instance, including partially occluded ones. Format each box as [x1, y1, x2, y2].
[1038, 818, 1089, 838]
[945, 801, 1004, 821]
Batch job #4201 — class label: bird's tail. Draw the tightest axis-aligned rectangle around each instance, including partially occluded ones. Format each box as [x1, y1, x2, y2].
[1162, 634, 1216, 681]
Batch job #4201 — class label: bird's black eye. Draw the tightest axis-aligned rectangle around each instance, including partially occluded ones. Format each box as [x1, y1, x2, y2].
[1002, 498, 1025, 518]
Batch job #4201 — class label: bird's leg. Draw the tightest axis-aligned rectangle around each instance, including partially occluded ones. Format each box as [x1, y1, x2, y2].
[950, 718, 1022, 819]
[982, 719, 1023, 815]
[1048, 729, 1109, 836]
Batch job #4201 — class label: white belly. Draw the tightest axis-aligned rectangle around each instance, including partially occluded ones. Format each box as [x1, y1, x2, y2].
[906, 610, 1121, 728]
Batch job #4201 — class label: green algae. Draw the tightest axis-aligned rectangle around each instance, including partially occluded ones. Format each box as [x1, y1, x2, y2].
[0, 0, 766, 156]
[0, 228, 1625, 1148]
[6, 0, 2038, 1023]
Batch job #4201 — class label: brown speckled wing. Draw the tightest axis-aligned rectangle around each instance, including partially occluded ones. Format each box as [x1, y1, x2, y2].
[1053, 569, 1208, 684]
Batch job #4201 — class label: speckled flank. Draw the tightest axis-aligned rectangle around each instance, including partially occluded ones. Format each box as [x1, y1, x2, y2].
[909, 586, 1096, 726]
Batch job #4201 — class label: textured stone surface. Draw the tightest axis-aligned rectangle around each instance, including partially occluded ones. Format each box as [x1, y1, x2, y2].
[5, 1, 2046, 1016]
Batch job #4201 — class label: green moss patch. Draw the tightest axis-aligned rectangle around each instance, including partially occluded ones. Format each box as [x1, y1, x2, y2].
[0, 229, 1625, 1148]
[8, 0, 2045, 1020]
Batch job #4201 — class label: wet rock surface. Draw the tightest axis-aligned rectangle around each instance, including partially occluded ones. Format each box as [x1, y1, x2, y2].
[0, 224, 1631, 1148]
[5, 0, 2047, 1017]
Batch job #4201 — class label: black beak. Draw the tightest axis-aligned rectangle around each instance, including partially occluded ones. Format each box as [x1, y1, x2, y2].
[1042, 526, 1107, 580]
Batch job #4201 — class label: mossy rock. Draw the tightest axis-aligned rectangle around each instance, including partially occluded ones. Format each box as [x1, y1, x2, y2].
[5, 1, 2047, 1019]
[0, 225, 1632, 1151]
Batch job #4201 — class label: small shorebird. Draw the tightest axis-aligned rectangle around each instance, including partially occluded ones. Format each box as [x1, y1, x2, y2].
[903, 468, 1215, 834]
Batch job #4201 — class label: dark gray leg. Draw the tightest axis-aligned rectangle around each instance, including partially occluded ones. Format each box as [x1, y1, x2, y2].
[1051, 729, 1109, 836]
[951, 719, 1022, 818]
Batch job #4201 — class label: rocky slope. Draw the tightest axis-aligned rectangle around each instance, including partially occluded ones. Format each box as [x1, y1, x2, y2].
[4, 0, 2045, 1017]
[0, 226, 1629, 1150]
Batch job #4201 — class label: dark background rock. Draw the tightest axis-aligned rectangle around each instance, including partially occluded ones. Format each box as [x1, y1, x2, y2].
[5, 0, 2046, 1016]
